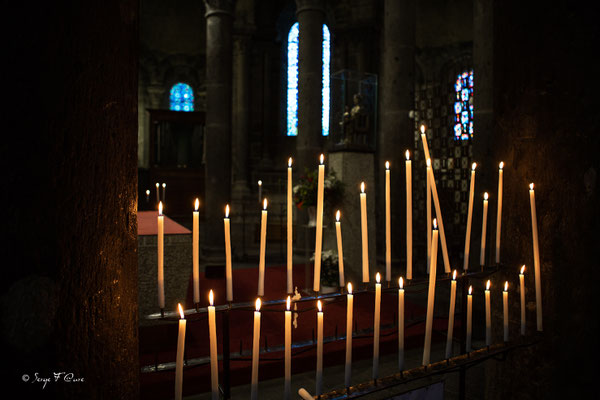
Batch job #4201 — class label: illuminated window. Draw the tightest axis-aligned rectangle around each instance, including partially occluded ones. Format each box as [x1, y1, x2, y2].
[170, 83, 194, 112]
[286, 23, 331, 136]
[453, 71, 473, 140]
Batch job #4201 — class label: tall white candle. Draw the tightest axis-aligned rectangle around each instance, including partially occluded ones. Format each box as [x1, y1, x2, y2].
[385, 162, 391, 282]
[466, 286, 473, 351]
[208, 291, 219, 400]
[445, 270, 457, 359]
[258, 199, 268, 297]
[313, 155, 325, 292]
[157, 202, 165, 310]
[485, 280, 491, 346]
[427, 159, 451, 273]
[495, 162, 504, 264]
[175, 304, 186, 400]
[316, 300, 324, 396]
[360, 182, 369, 283]
[193, 199, 200, 305]
[257, 180, 262, 204]
[162, 183, 166, 204]
[426, 160, 432, 273]
[463, 163, 477, 270]
[405, 151, 412, 280]
[284, 296, 292, 400]
[287, 158, 293, 294]
[155, 182, 160, 205]
[335, 211, 345, 288]
[344, 283, 354, 388]
[423, 219, 439, 366]
[251, 298, 262, 400]
[224, 205, 233, 302]
[529, 183, 543, 331]
[503, 281, 509, 342]
[519, 265, 526, 335]
[398, 277, 405, 371]
[373, 272, 382, 379]
[480, 192, 489, 267]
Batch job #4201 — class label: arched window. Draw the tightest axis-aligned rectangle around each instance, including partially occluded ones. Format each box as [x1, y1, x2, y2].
[170, 83, 194, 112]
[453, 70, 473, 140]
[286, 23, 331, 136]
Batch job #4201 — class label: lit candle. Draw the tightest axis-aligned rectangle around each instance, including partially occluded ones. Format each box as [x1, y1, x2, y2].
[426, 158, 432, 273]
[529, 183, 543, 331]
[257, 180, 262, 204]
[157, 201, 165, 311]
[373, 272, 382, 379]
[284, 296, 292, 400]
[287, 158, 293, 294]
[175, 304, 186, 400]
[344, 283, 353, 388]
[335, 211, 345, 288]
[420, 125, 431, 161]
[316, 300, 324, 396]
[463, 163, 477, 270]
[519, 265, 526, 335]
[224, 205, 233, 302]
[405, 151, 412, 280]
[427, 159, 451, 273]
[258, 199, 268, 297]
[445, 270, 457, 359]
[495, 162, 504, 264]
[162, 183, 166, 204]
[385, 161, 391, 282]
[208, 291, 219, 400]
[480, 192, 489, 267]
[485, 280, 491, 346]
[313, 154, 325, 292]
[146, 189, 150, 203]
[155, 182, 160, 205]
[360, 182, 369, 283]
[251, 298, 262, 400]
[193, 199, 200, 305]
[398, 277, 405, 371]
[467, 286, 473, 351]
[503, 281, 509, 342]
[423, 219, 439, 366]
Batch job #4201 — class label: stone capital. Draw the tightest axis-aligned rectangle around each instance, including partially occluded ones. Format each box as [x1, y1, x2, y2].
[295, 0, 325, 16]
[204, 0, 234, 18]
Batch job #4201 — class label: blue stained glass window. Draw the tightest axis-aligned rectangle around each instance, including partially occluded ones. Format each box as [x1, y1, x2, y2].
[453, 70, 473, 140]
[286, 22, 331, 136]
[170, 83, 194, 112]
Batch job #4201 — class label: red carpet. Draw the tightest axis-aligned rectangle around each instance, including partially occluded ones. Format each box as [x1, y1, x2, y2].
[140, 265, 458, 399]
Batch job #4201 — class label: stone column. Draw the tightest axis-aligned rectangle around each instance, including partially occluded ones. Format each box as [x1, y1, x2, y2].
[204, 0, 234, 255]
[232, 35, 250, 201]
[378, 0, 415, 270]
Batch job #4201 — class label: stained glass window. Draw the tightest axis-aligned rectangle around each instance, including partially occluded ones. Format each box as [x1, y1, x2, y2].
[170, 83, 194, 112]
[453, 71, 473, 140]
[286, 22, 331, 136]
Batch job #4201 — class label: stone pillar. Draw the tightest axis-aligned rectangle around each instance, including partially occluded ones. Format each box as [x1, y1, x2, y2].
[232, 35, 250, 201]
[377, 0, 415, 271]
[204, 0, 234, 255]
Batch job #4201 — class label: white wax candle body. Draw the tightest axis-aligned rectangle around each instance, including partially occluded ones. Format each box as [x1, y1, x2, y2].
[496, 169, 503, 263]
[520, 273, 526, 335]
[529, 188, 543, 331]
[287, 166, 293, 294]
[313, 164, 325, 292]
[406, 159, 412, 280]
[175, 318, 186, 400]
[463, 169, 476, 270]
[423, 228, 439, 365]
[385, 169, 391, 282]
[155, 184, 160, 204]
[503, 290, 509, 342]
[466, 294, 473, 351]
[208, 306, 219, 400]
[428, 167, 451, 273]
[251, 310, 261, 400]
[193, 211, 200, 304]
[316, 310, 323, 395]
[373, 282, 381, 379]
[398, 288, 405, 370]
[258, 210, 267, 297]
[158, 214, 165, 309]
[445, 280, 457, 359]
[344, 293, 353, 387]
[360, 192, 369, 282]
[224, 218, 233, 302]
[284, 310, 292, 400]
[480, 198, 488, 267]
[426, 166, 432, 273]
[335, 221, 345, 287]
[485, 290, 491, 346]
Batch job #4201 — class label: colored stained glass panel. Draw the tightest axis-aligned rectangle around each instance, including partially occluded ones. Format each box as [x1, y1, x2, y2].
[170, 83, 194, 112]
[453, 70, 473, 140]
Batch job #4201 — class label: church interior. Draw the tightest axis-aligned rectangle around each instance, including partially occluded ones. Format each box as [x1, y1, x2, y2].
[3, 0, 599, 399]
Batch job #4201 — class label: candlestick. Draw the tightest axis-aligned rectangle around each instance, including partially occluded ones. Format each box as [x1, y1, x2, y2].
[398, 277, 405, 371]
[145, 189, 150, 203]
[385, 161, 391, 282]
[529, 183, 543, 331]
[208, 291, 219, 400]
[316, 300, 324, 396]
[426, 159, 432, 273]
[480, 192, 489, 267]
[155, 182, 160, 205]
[313, 154, 325, 292]
[360, 182, 369, 283]
[157, 202, 165, 311]
[224, 204, 232, 302]
[519, 265, 526, 335]
[345, 283, 353, 388]
[503, 281, 509, 342]
[251, 298, 262, 400]
[175, 304, 186, 400]
[258, 199, 268, 297]
[284, 296, 292, 400]
[427, 159, 451, 273]
[335, 211, 345, 288]
[445, 270, 457, 359]
[192, 199, 200, 305]
[463, 163, 477, 270]
[373, 272, 382, 379]
[287, 158, 293, 294]
[467, 286, 473, 351]
[162, 183, 166, 204]
[496, 162, 504, 263]
[406, 151, 412, 280]
[257, 180, 262, 204]
[485, 280, 491, 346]
[423, 219, 439, 365]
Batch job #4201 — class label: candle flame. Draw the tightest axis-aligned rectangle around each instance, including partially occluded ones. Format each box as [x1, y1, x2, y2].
[255, 298, 261, 311]
[433, 218, 437, 229]
[225, 204, 230, 218]
[209, 290, 214, 306]
[162, 183, 166, 188]
[336, 210, 340, 222]
[426, 158, 431, 167]
[317, 300, 322, 312]
[288, 157, 292, 167]
[258, 180, 262, 186]
[320, 154, 324, 165]
[158, 201, 163, 215]
[472, 162, 477, 171]
[520, 265, 526, 274]
[420, 125, 426, 134]
[156, 182, 159, 187]
[468, 285, 473, 295]
[178, 303, 184, 319]
[484, 192, 489, 200]
[529, 183, 534, 190]
[195, 198, 200, 211]
[486, 280, 491, 290]
[504, 281, 508, 292]
[453, 270, 457, 280]
[348, 282, 353, 294]
[499, 161, 504, 169]
[146, 189, 150, 195]
[399, 277, 404, 289]
[376, 272, 381, 283]
[405, 150, 410, 160]
[385, 161, 390, 170]
[263, 198, 268, 210]
[286, 295, 291, 311]
[360, 182, 365, 193]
